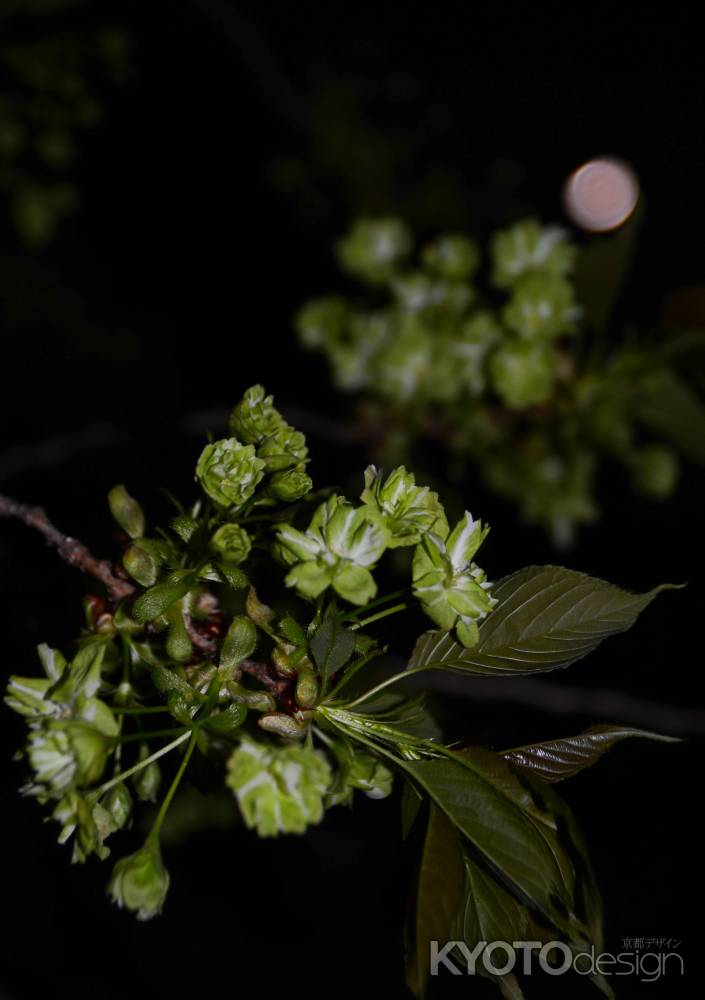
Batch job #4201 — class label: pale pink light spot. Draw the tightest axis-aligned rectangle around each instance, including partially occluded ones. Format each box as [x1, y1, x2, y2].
[563, 158, 639, 232]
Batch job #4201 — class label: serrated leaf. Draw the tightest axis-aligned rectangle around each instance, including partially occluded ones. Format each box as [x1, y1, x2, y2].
[310, 618, 356, 684]
[409, 566, 677, 676]
[400, 755, 576, 931]
[460, 851, 531, 999]
[405, 804, 465, 998]
[502, 724, 680, 783]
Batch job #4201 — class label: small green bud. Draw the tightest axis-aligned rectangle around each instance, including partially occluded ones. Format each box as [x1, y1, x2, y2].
[108, 484, 145, 539]
[295, 668, 318, 709]
[210, 523, 251, 565]
[267, 467, 313, 501]
[220, 615, 257, 670]
[195, 438, 265, 508]
[132, 746, 161, 802]
[257, 712, 308, 739]
[123, 544, 158, 587]
[271, 644, 297, 677]
[101, 783, 133, 831]
[229, 384, 286, 445]
[227, 683, 276, 713]
[257, 424, 308, 472]
[108, 839, 170, 921]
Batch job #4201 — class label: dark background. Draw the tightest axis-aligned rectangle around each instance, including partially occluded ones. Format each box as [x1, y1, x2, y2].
[0, 3, 702, 998]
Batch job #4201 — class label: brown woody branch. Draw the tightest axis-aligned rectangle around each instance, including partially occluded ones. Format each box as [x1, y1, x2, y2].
[240, 659, 290, 696]
[0, 492, 135, 603]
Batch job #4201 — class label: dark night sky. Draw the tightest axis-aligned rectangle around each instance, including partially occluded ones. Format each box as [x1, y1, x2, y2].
[0, 4, 703, 999]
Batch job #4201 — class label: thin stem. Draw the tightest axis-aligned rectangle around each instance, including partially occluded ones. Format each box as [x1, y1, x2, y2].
[345, 666, 428, 709]
[340, 588, 409, 623]
[350, 602, 412, 631]
[113, 705, 172, 716]
[149, 731, 198, 840]
[117, 727, 186, 745]
[92, 731, 191, 799]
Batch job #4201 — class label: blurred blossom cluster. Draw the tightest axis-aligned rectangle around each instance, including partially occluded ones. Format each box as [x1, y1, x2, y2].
[297, 217, 705, 546]
[0, 0, 130, 245]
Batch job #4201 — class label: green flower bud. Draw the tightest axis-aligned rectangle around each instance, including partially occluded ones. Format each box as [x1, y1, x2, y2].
[296, 296, 349, 349]
[195, 438, 265, 508]
[295, 668, 318, 709]
[108, 839, 170, 921]
[489, 340, 557, 409]
[229, 384, 286, 445]
[257, 424, 308, 472]
[227, 682, 277, 713]
[337, 217, 412, 285]
[267, 467, 313, 501]
[27, 720, 111, 796]
[630, 446, 679, 498]
[271, 644, 297, 677]
[101, 783, 133, 831]
[108, 484, 145, 539]
[227, 736, 332, 835]
[361, 465, 443, 547]
[220, 615, 258, 670]
[132, 752, 161, 803]
[123, 544, 158, 587]
[422, 234, 480, 280]
[491, 219, 575, 289]
[257, 712, 308, 739]
[210, 523, 252, 565]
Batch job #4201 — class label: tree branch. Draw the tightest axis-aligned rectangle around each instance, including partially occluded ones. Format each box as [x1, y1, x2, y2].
[0, 492, 135, 603]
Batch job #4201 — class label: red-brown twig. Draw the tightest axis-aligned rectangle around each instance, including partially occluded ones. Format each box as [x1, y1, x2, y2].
[0, 492, 135, 603]
[240, 659, 290, 695]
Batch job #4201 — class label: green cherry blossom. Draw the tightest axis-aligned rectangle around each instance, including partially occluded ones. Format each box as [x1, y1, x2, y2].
[412, 511, 497, 648]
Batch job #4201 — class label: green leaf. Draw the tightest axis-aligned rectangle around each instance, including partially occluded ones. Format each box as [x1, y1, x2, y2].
[459, 851, 531, 999]
[502, 724, 681, 783]
[632, 368, 705, 464]
[203, 702, 247, 735]
[310, 618, 356, 684]
[400, 754, 578, 932]
[405, 804, 466, 998]
[133, 579, 192, 623]
[401, 778, 424, 839]
[409, 566, 677, 676]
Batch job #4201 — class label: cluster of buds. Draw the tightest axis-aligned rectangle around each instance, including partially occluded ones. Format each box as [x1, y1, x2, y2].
[5, 384, 497, 918]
